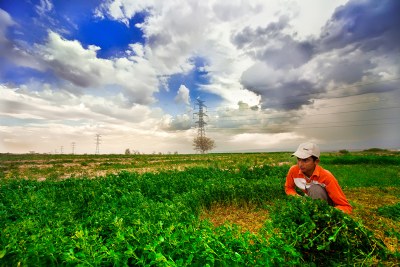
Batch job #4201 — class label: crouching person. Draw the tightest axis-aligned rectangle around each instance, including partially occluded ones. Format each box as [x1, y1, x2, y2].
[285, 142, 352, 214]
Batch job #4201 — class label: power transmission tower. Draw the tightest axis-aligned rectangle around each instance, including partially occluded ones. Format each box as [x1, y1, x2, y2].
[193, 99, 207, 138]
[72, 142, 75, 155]
[60, 146, 64, 154]
[95, 134, 101, 155]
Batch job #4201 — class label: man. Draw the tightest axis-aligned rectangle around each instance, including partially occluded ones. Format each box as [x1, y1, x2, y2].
[285, 142, 352, 214]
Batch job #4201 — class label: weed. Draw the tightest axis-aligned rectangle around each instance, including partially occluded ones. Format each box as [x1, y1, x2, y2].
[269, 197, 387, 265]
[1, 152, 399, 265]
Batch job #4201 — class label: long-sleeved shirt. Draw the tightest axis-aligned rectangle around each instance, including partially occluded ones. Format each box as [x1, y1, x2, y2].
[285, 164, 352, 214]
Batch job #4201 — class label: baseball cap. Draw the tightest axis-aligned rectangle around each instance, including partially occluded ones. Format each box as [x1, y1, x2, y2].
[292, 142, 320, 159]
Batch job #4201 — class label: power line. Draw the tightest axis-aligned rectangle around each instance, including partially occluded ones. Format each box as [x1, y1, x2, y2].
[183, 96, 400, 124]
[204, 97, 399, 118]
[209, 116, 400, 127]
[175, 77, 400, 133]
[207, 120, 400, 132]
[194, 105, 400, 132]
[203, 106, 400, 123]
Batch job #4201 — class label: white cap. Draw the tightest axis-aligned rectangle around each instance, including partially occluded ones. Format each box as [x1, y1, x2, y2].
[292, 142, 320, 159]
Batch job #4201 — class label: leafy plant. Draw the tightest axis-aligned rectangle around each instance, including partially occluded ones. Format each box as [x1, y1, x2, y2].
[269, 197, 387, 265]
[0, 153, 398, 266]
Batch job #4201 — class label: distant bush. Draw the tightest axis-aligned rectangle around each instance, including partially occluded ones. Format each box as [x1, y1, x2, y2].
[339, 149, 350, 154]
[363, 148, 389, 152]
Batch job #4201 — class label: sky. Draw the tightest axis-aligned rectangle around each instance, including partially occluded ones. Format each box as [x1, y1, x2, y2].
[0, 0, 399, 154]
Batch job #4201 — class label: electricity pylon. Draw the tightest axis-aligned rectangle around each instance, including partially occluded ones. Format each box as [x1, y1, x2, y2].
[95, 134, 101, 155]
[193, 99, 207, 138]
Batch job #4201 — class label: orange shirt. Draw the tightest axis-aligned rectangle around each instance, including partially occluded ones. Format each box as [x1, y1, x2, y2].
[285, 165, 352, 214]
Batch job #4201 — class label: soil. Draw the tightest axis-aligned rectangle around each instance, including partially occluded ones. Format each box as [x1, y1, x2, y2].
[200, 187, 400, 252]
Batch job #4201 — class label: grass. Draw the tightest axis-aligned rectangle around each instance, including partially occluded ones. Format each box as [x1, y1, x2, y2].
[0, 152, 294, 180]
[1, 151, 399, 265]
[322, 164, 400, 188]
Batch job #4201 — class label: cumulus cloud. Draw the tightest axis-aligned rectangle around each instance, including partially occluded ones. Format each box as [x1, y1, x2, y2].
[240, 61, 320, 111]
[174, 85, 191, 105]
[320, 0, 400, 54]
[37, 31, 159, 105]
[239, 0, 400, 114]
[1, 1, 399, 153]
[232, 15, 314, 69]
[95, 0, 263, 107]
[161, 113, 192, 131]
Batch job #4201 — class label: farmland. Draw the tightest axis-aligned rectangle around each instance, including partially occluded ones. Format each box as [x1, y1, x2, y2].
[1, 151, 400, 266]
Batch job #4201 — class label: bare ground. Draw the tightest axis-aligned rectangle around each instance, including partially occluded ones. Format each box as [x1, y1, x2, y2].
[200, 187, 400, 253]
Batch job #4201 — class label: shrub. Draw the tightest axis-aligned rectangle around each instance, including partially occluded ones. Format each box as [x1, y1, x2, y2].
[269, 197, 387, 265]
[363, 148, 389, 152]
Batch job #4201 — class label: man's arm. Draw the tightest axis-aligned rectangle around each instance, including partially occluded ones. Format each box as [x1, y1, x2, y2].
[324, 172, 352, 214]
[285, 166, 300, 196]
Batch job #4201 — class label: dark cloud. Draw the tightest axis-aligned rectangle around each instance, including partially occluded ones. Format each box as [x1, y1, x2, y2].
[316, 0, 400, 92]
[45, 60, 100, 88]
[239, 0, 400, 112]
[259, 38, 314, 69]
[147, 32, 173, 48]
[232, 16, 289, 49]
[232, 16, 314, 68]
[320, 0, 400, 53]
[241, 70, 318, 110]
[318, 51, 377, 85]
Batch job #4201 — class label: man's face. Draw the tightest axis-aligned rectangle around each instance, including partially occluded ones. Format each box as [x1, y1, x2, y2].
[297, 156, 319, 176]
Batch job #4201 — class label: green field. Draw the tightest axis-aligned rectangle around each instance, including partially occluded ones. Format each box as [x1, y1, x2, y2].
[1, 151, 400, 266]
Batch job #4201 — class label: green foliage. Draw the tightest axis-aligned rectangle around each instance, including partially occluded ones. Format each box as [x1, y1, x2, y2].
[323, 164, 400, 188]
[377, 203, 400, 221]
[0, 153, 398, 266]
[0, 166, 291, 266]
[269, 197, 387, 265]
[363, 148, 389, 152]
[324, 155, 400, 165]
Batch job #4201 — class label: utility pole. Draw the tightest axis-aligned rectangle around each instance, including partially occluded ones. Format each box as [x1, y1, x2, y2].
[72, 142, 75, 155]
[192, 99, 215, 154]
[193, 99, 207, 138]
[95, 134, 101, 155]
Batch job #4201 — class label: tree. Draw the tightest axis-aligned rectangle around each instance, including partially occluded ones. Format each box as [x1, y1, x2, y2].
[125, 148, 131, 155]
[193, 136, 216, 154]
